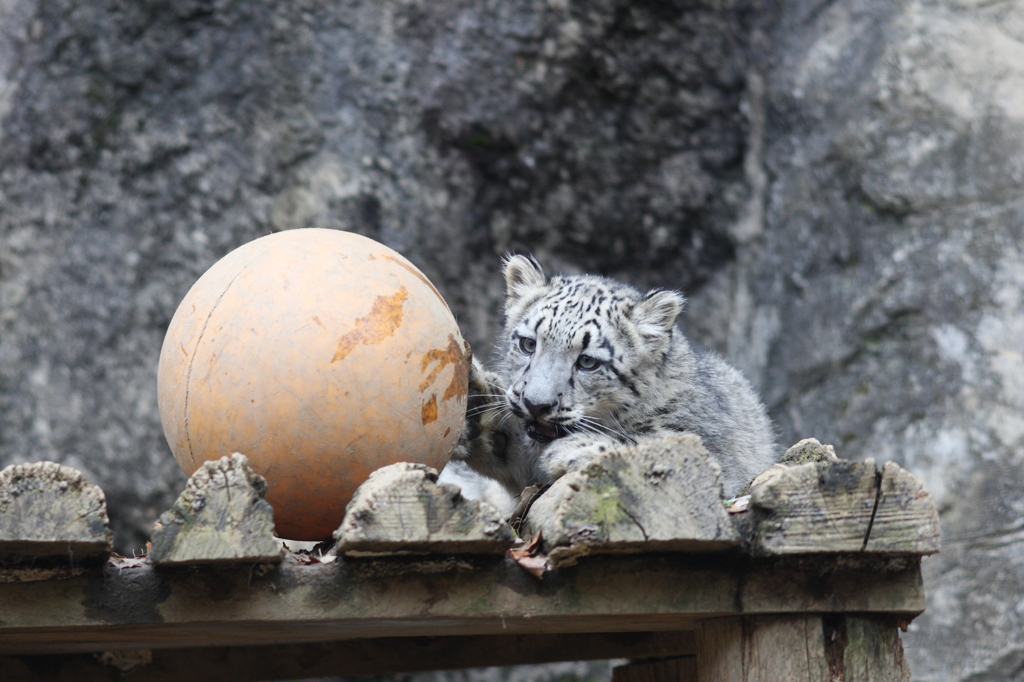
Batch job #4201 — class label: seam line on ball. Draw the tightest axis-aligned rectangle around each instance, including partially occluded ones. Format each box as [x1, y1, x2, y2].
[182, 261, 258, 466]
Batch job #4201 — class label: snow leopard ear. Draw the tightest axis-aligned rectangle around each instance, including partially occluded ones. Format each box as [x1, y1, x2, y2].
[631, 289, 684, 339]
[503, 254, 546, 303]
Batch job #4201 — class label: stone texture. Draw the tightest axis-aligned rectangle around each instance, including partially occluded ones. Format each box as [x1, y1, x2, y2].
[0, 0, 1022, 678]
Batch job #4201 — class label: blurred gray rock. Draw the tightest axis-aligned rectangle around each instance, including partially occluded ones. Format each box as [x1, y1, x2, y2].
[716, 1, 1024, 680]
[0, 0, 752, 549]
[1, 0, 1023, 679]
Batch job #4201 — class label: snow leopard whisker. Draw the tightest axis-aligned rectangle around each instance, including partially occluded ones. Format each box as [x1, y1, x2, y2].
[494, 410, 517, 431]
[608, 414, 638, 445]
[574, 420, 619, 443]
[579, 416, 637, 445]
[465, 403, 507, 418]
[577, 416, 617, 437]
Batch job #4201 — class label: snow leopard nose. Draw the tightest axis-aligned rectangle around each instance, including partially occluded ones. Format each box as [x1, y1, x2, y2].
[523, 396, 557, 417]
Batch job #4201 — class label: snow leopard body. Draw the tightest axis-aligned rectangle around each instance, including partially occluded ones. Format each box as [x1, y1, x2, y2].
[448, 255, 776, 501]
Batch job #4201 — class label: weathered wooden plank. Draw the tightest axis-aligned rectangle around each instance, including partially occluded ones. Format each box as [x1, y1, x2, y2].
[748, 456, 939, 556]
[695, 615, 910, 682]
[0, 554, 925, 654]
[336, 462, 515, 555]
[148, 453, 282, 566]
[696, 616, 828, 681]
[521, 435, 738, 568]
[841, 615, 912, 681]
[0, 461, 112, 562]
[863, 461, 941, 554]
[1, 631, 696, 682]
[613, 656, 697, 682]
[694, 617, 743, 682]
[749, 458, 877, 555]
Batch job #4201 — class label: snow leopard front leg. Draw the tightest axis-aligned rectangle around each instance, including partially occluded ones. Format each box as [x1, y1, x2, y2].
[538, 432, 626, 481]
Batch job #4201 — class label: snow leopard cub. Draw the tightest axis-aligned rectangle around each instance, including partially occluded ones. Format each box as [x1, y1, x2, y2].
[449, 255, 776, 500]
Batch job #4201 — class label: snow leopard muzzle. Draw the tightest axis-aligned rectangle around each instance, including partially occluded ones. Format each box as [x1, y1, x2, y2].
[525, 421, 570, 443]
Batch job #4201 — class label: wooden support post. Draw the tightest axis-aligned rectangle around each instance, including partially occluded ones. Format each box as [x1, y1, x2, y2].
[695, 615, 910, 682]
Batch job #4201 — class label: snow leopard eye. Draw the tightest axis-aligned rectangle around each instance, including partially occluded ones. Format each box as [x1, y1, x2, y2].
[576, 354, 600, 371]
[518, 336, 537, 354]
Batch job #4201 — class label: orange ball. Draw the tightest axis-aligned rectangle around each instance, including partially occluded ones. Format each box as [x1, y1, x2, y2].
[157, 228, 469, 540]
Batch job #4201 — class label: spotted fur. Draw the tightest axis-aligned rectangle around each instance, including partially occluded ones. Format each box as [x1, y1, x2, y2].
[449, 255, 777, 500]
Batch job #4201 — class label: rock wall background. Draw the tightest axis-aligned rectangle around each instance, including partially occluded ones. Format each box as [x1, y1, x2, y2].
[1, 0, 1022, 679]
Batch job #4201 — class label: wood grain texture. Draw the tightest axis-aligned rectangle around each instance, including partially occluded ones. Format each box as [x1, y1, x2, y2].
[695, 617, 743, 682]
[335, 462, 515, 555]
[697, 616, 828, 681]
[696, 615, 910, 681]
[148, 453, 282, 565]
[0, 461, 112, 560]
[749, 458, 939, 556]
[841, 616, 912, 682]
[0, 554, 925, 654]
[522, 434, 738, 568]
[863, 462, 941, 554]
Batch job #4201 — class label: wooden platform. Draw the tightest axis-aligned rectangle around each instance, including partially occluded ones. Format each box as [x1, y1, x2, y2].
[0, 438, 939, 681]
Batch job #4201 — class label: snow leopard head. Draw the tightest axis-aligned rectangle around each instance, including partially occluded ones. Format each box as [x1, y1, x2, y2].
[498, 255, 684, 443]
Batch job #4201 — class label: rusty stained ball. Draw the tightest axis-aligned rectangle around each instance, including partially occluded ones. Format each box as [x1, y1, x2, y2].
[157, 228, 470, 540]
